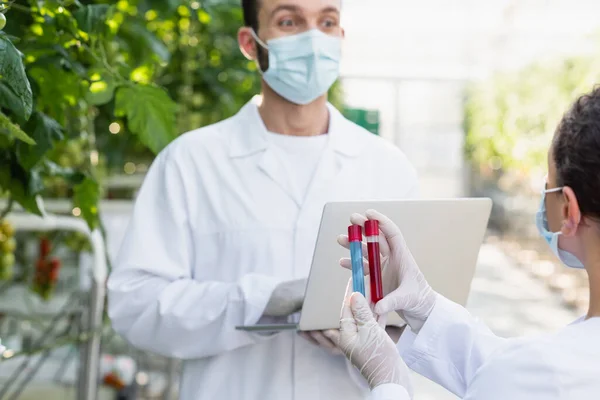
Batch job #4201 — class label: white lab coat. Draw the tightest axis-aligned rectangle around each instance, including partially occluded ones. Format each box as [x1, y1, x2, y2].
[371, 294, 600, 400]
[107, 97, 419, 400]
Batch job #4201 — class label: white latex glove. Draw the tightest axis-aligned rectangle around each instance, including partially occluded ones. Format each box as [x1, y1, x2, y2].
[339, 280, 413, 394]
[338, 209, 436, 333]
[263, 278, 306, 318]
[298, 329, 343, 355]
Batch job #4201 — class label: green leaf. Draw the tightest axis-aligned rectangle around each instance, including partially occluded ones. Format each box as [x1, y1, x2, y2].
[115, 85, 177, 154]
[0, 110, 36, 145]
[73, 177, 100, 229]
[0, 150, 42, 215]
[0, 34, 20, 44]
[0, 81, 28, 121]
[0, 134, 10, 148]
[28, 66, 83, 123]
[43, 160, 85, 186]
[118, 20, 170, 64]
[0, 36, 33, 120]
[74, 5, 112, 35]
[16, 112, 64, 169]
[26, 44, 88, 79]
[86, 70, 116, 106]
[147, 0, 181, 15]
[28, 167, 45, 195]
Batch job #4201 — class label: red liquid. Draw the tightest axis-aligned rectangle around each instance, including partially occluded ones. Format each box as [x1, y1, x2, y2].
[367, 241, 383, 303]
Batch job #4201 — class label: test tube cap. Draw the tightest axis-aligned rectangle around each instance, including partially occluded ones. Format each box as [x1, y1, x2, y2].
[364, 220, 379, 236]
[348, 225, 362, 242]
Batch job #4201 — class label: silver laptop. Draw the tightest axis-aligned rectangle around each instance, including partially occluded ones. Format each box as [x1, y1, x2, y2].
[236, 198, 492, 332]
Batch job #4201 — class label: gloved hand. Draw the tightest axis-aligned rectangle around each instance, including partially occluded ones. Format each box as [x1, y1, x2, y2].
[339, 280, 413, 394]
[337, 209, 437, 333]
[298, 330, 342, 355]
[263, 278, 306, 318]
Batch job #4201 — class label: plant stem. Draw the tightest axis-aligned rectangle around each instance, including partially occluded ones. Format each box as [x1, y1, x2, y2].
[0, 1, 31, 13]
[78, 40, 123, 82]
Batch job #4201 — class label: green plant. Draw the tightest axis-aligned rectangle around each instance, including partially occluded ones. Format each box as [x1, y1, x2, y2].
[0, 219, 16, 280]
[93, 0, 265, 170]
[0, 0, 173, 228]
[0, 0, 266, 229]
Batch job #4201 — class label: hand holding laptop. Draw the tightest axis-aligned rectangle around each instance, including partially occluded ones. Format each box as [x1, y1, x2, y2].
[263, 278, 307, 318]
[264, 278, 343, 354]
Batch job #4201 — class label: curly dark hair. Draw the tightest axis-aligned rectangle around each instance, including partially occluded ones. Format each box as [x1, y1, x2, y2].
[553, 86, 600, 220]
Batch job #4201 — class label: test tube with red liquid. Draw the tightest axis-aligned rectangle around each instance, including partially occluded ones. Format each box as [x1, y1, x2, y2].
[365, 220, 383, 304]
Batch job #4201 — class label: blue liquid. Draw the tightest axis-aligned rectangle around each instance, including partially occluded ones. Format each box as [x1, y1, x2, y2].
[350, 241, 365, 296]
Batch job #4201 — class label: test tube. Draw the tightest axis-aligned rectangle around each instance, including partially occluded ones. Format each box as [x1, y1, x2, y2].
[365, 220, 383, 304]
[348, 225, 365, 296]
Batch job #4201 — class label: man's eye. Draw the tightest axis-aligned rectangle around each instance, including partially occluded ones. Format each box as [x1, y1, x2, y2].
[322, 18, 337, 28]
[279, 19, 294, 27]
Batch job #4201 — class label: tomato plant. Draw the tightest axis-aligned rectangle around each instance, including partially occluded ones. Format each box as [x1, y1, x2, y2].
[0, 220, 16, 280]
[30, 236, 61, 300]
[0, 0, 264, 229]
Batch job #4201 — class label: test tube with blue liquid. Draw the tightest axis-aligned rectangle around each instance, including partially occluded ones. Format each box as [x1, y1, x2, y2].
[348, 225, 365, 296]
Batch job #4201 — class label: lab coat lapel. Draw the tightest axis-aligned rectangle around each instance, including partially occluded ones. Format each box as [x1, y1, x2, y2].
[229, 99, 362, 208]
[303, 104, 361, 205]
[229, 97, 300, 205]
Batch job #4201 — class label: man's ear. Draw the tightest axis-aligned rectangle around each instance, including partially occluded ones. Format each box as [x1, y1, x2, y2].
[238, 27, 257, 60]
[561, 186, 581, 237]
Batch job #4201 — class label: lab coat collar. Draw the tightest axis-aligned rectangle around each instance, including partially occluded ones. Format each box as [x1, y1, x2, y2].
[228, 96, 362, 158]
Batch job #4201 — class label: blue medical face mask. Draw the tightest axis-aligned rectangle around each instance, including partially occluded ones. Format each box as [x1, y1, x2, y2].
[251, 29, 341, 105]
[535, 186, 584, 269]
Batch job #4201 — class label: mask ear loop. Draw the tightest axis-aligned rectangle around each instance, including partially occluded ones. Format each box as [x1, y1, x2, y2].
[543, 174, 563, 194]
[249, 29, 269, 74]
[540, 176, 564, 231]
[543, 183, 567, 233]
[250, 29, 269, 49]
[544, 187, 563, 194]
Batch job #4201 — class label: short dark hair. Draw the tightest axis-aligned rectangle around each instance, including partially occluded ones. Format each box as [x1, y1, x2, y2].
[553, 86, 600, 220]
[242, 0, 260, 31]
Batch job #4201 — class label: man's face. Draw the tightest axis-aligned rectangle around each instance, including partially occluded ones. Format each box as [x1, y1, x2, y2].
[257, 0, 343, 40]
[238, 0, 343, 70]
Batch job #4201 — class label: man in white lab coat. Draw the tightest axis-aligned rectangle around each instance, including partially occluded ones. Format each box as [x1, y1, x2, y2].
[107, 0, 418, 399]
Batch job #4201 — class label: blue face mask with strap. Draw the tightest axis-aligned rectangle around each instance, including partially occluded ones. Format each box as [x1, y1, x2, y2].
[535, 184, 585, 269]
[251, 29, 341, 105]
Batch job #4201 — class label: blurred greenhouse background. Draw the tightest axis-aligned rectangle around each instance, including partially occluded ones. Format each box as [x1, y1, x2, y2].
[341, 0, 598, 313]
[0, 0, 600, 399]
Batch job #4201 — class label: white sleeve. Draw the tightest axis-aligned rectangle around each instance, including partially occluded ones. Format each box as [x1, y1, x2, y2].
[396, 295, 508, 398]
[370, 384, 411, 400]
[462, 341, 560, 399]
[107, 150, 282, 360]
